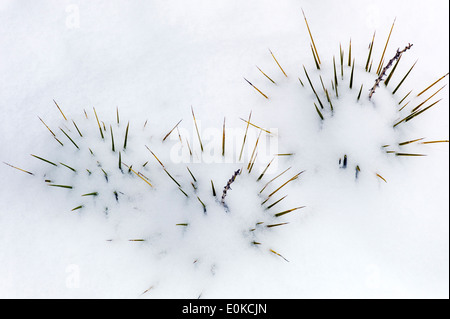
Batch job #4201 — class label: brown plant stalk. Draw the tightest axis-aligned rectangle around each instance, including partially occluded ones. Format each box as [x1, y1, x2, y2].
[369, 43, 413, 99]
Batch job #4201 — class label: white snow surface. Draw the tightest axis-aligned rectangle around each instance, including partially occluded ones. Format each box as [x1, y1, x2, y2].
[0, 0, 448, 298]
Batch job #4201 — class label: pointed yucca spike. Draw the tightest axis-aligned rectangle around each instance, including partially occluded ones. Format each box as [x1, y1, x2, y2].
[139, 285, 155, 297]
[249, 151, 258, 174]
[54, 136, 64, 148]
[269, 49, 288, 77]
[357, 84, 364, 101]
[38, 116, 56, 137]
[276, 153, 294, 156]
[49, 184, 73, 189]
[186, 138, 193, 156]
[84, 109, 88, 119]
[191, 106, 204, 152]
[256, 65, 276, 84]
[398, 100, 411, 112]
[53, 99, 67, 121]
[164, 168, 181, 187]
[339, 43, 344, 78]
[118, 151, 122, 170]
[269, 248, 289, 262]
[82, 192, 98, 196]
[257, 157, 274, 181]
[348, 38, 352, 67]
[417, 73, 449, 97]
[333, 55, 338, 89]
[301, 8, 320, 64]
[260, 166, 291, 194]
[266, 222, 289, 228]
[310, 43, 320, 70]
[398, 90, 412, 105]
[128, 239, 146, 242]
[115, 106, 119, 125]
[72, 120, 83, 137]
[274, 206, 305, 217]
[368, 59, 373, 73]
[421, 140, 449, 144]
[411, 85, 446, 113]
[398, 138, 424, 146]
[384, 54, 402, 86]
[394, 99, 442, 126]
[123, 163, 153, 187]
[71, 205, 83, 211]
[138, 172, 151, 181]
[222, 117, 226, 157]
[178, 187, 189, 198]
[239, 117, 272, 134]
[186, 166, 197, 183]
[393, 115, 411, 127]
[143, 119, 148, 129]
[392, 60, 417, 95]
[266, 195, 287, 210]
[239, 111, 252, 161]
[59, 128, 79, 149]
[334, 79, 339, 98]
[243, 77, 269, 99]
[375, 173, 387, 183]
[298, 77, 304, 87]
[319, 75, 327, 94]
[101, 168, 109, 182]
[353, 164, 361, 179]
[93, 107, 104, 139]
[349, 58, 355, 89]
[376, 18, 396, 75]
[176, 126, 182, 144]
[31, 154, 58, 167]
[162, 119, 183, 142]
[211, 180, 216, 197]
[176, 223, 189, 226]
[145, 145, 165, 168]
[314, 103, 324, 120]
[59, 162, 76, 172]
[395, 153, 426, 156]
[123, 121, 129, 150]
[365, 31, 376, 72]
[248, 129, 262, 171]
[3, 162, 34, 175]
[303, 65, 324, 109]
[197, 196, 207, 213]
[266, 171, 304, 200]
[110, 125, 115, 152]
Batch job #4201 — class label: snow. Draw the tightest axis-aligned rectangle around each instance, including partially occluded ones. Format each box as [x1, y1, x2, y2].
[0, 0, 448, 298]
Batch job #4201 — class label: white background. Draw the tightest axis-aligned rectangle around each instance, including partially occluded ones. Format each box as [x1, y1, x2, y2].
[0, 0, 448, 298]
